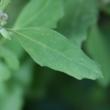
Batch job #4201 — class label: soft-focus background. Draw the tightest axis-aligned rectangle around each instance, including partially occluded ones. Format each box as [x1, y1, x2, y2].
[1, 0, 110, 110]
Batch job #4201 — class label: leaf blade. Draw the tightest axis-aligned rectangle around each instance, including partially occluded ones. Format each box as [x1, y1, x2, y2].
[11, 27, 102, 80]
[15, 0, 64, 28]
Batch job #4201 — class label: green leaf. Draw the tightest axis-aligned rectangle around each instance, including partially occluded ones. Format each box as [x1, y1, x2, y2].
[1, 84, 23, 110]
[15, 0, 64, 28]
[11, 27, 102, 80]
[58, 0, 98, 46]
[85, 26, 110, 86]
[14, 59, 33, 87]
[0, 46, 19, 70]
[0, 61, 10, 82]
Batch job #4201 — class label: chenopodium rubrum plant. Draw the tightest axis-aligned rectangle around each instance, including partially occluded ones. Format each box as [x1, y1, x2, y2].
[0, 0, 109, 109]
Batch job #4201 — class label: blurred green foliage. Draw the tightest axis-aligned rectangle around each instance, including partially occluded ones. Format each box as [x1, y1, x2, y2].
[0, 0, 110, 110]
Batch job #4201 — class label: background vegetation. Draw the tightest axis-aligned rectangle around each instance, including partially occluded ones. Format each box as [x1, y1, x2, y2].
[0, 0, 110, 110]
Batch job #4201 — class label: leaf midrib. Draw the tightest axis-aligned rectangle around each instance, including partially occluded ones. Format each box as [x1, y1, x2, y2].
[11, 29, 101, 75]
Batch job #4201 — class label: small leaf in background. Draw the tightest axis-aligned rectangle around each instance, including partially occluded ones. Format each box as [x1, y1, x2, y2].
[58, 0, 98, 46]
[14, 59, 33, 87]
[0, 61, 10, 82]
[15, 0, 64, 28]
[0, 46, 19, 71]
[11, 27, 102, 80]
[1, 84, 23, 110]
[85, 25, 110, 86]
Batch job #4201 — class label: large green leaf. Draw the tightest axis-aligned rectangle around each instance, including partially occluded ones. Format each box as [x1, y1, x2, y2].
[11, 27, 102, 80]
[15, 0, 64, 28]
